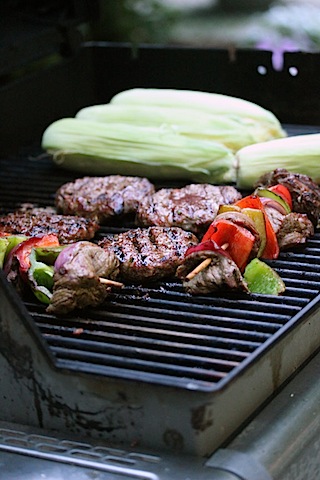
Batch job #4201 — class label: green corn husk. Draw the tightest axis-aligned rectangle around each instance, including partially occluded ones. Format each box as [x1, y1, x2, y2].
[110, 88, 286, 139]
[41, 118, 237, 183]
[236, 133, 320, 188]
[76, 103, 281, 152]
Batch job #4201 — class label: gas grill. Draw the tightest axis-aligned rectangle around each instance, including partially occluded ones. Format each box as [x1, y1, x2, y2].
[1, 3, 320, 478]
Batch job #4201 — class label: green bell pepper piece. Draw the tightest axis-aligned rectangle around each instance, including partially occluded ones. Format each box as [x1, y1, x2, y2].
[28, 248, 55, 304]
[244, 258, 285, 295]
[0, 238, 9, 268]
[0, 235, 28, 268]
[33, 245, 65, 265]
[254, 187, 291, 214]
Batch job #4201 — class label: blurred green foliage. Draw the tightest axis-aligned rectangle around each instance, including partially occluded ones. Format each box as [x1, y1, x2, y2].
[91, 0, 178, 43]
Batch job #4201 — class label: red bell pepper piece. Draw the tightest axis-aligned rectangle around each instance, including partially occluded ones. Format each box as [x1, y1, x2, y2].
[268, 184, 293, 210]
[4, 234, 60, 280]
[235, 195, 279, 260]
[202, 219, 255, 272]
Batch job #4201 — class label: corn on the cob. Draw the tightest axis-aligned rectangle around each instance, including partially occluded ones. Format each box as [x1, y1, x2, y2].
[41, 118, 236, 183]
[110, 88, 286, 140]
[236, 133, 320, 188]
[76, 103, 281, 151]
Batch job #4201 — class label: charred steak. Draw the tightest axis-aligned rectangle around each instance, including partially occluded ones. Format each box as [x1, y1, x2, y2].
[47, 241, 120, 315]
[0, 207, 99, 244]
[99, 226, 198, 283]
[55, 175, 155, 223]
[135, 184, 242, 235]
[255, 168, 320, 226]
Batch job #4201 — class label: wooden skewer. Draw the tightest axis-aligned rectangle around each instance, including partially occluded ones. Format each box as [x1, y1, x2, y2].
[185, 242, 230, 280]
[186, 258, 212, 280]
[99, 278, 124, 288]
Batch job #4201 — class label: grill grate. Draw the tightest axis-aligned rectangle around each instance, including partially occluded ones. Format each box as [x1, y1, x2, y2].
[1, 145, 320, 391]
[27, 258, 320, 390]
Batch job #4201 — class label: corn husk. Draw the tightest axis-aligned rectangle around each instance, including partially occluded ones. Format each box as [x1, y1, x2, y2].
[42, 117, 237, 183]
[236, 133, 320, 188]
[76, 103, 282, 152]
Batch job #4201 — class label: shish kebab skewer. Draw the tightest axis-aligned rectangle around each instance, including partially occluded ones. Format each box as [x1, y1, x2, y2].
[177, 169, 320, 295]
[0, 235, 125, 314]
[1, 226, 199, 315]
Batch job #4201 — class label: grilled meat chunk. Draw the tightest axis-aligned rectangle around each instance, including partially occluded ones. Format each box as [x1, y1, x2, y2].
[99, 226, 198, 283]
[135, 184, 242, 235]
[47, 241, 120, 315]
[176, 249, 248, 295]
[276, 212, 314, 250]
[55, 175, 155, 223]
[263, 205, 314, 250]
[255, 168, 320, 226]
[0, 207, 99, 244]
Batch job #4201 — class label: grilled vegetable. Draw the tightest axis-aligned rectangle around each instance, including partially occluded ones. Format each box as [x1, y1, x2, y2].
[242, 208, 267, 257]
[202, 219, 256, 272]
[235, 195, 279, 260]
[236, 133, 320, 188]
[217, 204, 268, 258]
[110, 88, 286, 139]
[0, 238, 8, 268]
[255, 187, 291, 215]
[244, 258, 285, 295]
[76, 103, 282, 151]
[0, 234, 28, 268]
[268, 184, 293, 210]
[28, 249, 55, 304]
[4, 234, 60, 282]
[41, 118, 236, 183]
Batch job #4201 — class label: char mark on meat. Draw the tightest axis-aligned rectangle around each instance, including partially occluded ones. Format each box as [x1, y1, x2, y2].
[55, 175, 155, 223]
[99, 226, 198, 283]
[47, 241, 120, 315]
[255, 168, 320, 226]
[176, 250, 248, 295]
[0, 206, 99, 244]
[135, 184, 242, 235]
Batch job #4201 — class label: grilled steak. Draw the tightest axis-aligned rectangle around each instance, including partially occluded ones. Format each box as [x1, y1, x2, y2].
[255, 168, 320, 226]
[135, 184, 242, 235]
[176, 249, 248, 295]
[47, 241, 120, 315]
[0, 207, 99, 244]
[55, 175, 155, 223]
[99, 226, 198, 283]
